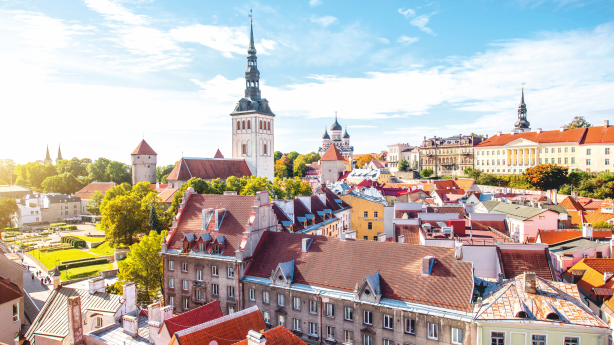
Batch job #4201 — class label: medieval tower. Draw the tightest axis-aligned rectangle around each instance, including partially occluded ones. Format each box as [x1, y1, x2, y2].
[230, 21, 274, 179]
[131, 139, 157, 185]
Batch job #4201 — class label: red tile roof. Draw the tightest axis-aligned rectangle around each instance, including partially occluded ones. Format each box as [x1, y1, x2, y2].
[357, 180, 380, 188]
[394, 225, 420, 245]
[165, 300, 223, 337]
[0, 276, 23, 305]
[167, 158, 252, 182]
[470, 220, 507, 234]
[559, 196, 585, 211]
[172, 306, 266, 345]
[454, 178, 475, 192]
[425, 206, 466, 218]
[74, 182, 118, 200]
[499, 249, 554, 280]
[232, 327, 305, 345]
[536, 229, 613, 245]
[370, 160, 386, 169]
[320, 145, 345, 161]
[581, 125, 614, 144]
[168, 194, 258, 254]
[158, 188, 179, 203]
[476, 128, 587, 147]
[246, 232, 474, 312]
[581, 198, 604, 210]
[131, 139, 157, 155]
[214, 149, 224, 159]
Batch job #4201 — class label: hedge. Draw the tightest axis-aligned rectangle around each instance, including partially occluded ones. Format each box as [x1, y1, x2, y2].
[41, 244, 73, 252]
[61, 257, 102, 265]
[61, 236, 86, 248]
[50, 223, 67, 227]
[58, 258, 109, 270]
[59, 225, 77, 231]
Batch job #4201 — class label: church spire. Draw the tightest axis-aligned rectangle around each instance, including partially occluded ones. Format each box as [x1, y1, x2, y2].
[44, 145, 52, 164]
[514, 88, 530, 132]
[245, 10, 261, 100]
[57, 144, 63, 161]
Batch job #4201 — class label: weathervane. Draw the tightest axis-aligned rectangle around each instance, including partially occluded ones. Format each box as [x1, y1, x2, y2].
[249, 8, 253, 22]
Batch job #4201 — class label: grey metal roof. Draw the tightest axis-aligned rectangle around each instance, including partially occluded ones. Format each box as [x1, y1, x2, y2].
[346, 191, 388, 206]
[480, 200, 500, 212]
[485, 201, 548, 220]
[0, 185, 32, 193]
[542, 204, 569, 215]
[365, 272, 381, 295]
[549, 238, 608, 257]
[279, 259, 294, 281]
[88, 310, 150, 345]
[26, 287, 124, 343]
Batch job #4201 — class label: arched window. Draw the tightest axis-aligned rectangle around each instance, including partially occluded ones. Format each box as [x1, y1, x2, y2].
[264, 144, 267, 154]
[242, 144, 247, 155]
[242, 121, 245, 129]
[268, 122, 270, 130]
[237, 121, 240, 130]
[247, 120, 251, 129]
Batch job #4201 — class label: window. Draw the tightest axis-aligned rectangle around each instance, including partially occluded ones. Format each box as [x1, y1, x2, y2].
[565, 157, 569, 164]
[247, 120, 250, 129]
[278, 293, 285, 306]
[344, 306, 353, 321]
[558, 158, 562, 164]
[368, 222, 372, 230]
[242, 120, 245, 129]
[182, 280, 188, 290]
[572, 157, 576, 164]
[587, 159, 592, 165]
[263, 144, 267, 155]
[491, 332, 505, 345]
[405, 318, 415, 334]
[169, 296, 174, 307]
[363, 211, 368, 217]
[242, 144, 246, 155]
[383, 314, 393, 329]
[212, 284, 219, 295]
[608, 148, 611, 155]
[196, 270, 202, 281]
[183, 298, 189, 310]
[293, 297, 301, 310]
[565, 147, 569, 153]
[199, 242, 204, 252]
[558, 148, 562, 153]
[227, 267, 234, 278]
[12, 303, 18, 322]
[364, 311, 373, 325]
[452, 328, 463, 344]
[211, 265, 218, 276]
[326, 303, 334, 317]
[260, 120, 262, 129]
[572, 147, 576, 152]
[539, 158, 542, 164]
[428, 323, 438, 339]
[195, 289, 201, 301]
[532, 335, 546, 345]
[182, 262, 187, 272]
[278, 315, 285, 326]
[545, 158, 549, 164]
[263, 311, 271, 324]
[169, 278, 175, 289]
[268, 122, 271, 130]
[326, 326, 335, 340]
[228, 286, 235, 298]
[249, 288, 256, 301]
[384, 340, 394, 345]
[309, 300, 317, 313]
[293, 318, 301, 331]
[168, 260, 174, 270]
[363, 334, 373, 345]
[564, 337, 579, 345]
[214, 245, 221, 254]
[228, 305, 235, 314]
[545, 148, 548, 153]
[237, 121, 240, 130]
[263, 291, 270, 303]
[373, 211, 378, 218]
[309, 322, 318, 336]
[583, 253, 589, 258]
[587, 149, 592, 155]
[344, 330, 353, 344]
[607, 159, 611, 165]
[95, 316, 103, 328]
[363, 236, 368, 240]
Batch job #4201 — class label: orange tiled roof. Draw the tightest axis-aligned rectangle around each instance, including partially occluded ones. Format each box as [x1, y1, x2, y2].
[536, 229, 613, 245]
[476, 128, 587, 147]
[74, 182, 118, 200]
[131, 139, 157, 155]
[167, 158, 252, 182]
[581, 125, 614, 144]
[578, 197, 603, 210]
[158, 188, 179, 203]
[559, 196, 585, 211]
[568, 210, 614, 226]
[565, 259, 614, 299]
[321, 145, 345, 161]
[232, 327, 305, 345]
[454, 178, 475, 191]
[165, 301, 223, 337]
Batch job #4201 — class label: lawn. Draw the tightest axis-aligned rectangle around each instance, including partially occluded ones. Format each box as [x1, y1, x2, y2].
[30, 249, 96, 269]
[60, 262, 114, 280]
[88, 242, 114, 256]
[74, 235, 106, 243]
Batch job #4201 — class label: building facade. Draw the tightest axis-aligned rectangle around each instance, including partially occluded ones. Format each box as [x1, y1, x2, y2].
[419, 135, 483, 177]
[131, 139, 157, 185]
[13, 193, 81, 226]
[387, 143, 412, 172]
[230, 24, 274, 179]
[341, 191, 388, 241]
[318, 113, 353, 160]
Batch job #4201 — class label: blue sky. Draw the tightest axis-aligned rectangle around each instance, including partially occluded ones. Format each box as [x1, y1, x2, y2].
[1, 0, 614, 166]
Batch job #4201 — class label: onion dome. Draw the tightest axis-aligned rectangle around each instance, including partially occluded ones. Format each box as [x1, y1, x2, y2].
[343, 127, 350, 139]
[322, 128, 330, 139]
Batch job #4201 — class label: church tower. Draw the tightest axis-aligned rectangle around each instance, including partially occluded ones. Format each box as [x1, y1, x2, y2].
[131, 139, 157, 185]
[44, 145, 52, 164]
[513, 88, 531, 133]
[230, 20, 274, 180]
[56, 144, 64, 163]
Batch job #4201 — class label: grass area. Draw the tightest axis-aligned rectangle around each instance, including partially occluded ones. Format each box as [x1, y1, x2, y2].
[30, 248, 96, 269]
[88, 242, 114, 256]
[74, 235, 106, 243]
[60, 262, 114, 280]
[94, 223, 105, 232]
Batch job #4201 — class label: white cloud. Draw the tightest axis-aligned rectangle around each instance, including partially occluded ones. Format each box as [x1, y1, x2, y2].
[397, 36, 419, 45]
[398, 8, 415, 18]
[310, 15, 338, 27]
[377, 37, 390, 44]
[7, 12, 94, 50]
[410, 13, 436, 35]
[170, 24, 250, 58]
[309, 0, 322, 7]
[83, 0, 149, 25]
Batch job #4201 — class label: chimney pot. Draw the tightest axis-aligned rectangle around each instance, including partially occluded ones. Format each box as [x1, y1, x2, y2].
[247, 330, 266, 345]
[605, 120, 610, 128]
[422, 255, 435, 276]
[536, 128, 542, 133]
[496, 131, 502, 136]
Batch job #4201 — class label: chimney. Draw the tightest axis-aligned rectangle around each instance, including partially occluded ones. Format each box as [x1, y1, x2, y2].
[454, 241, 463, 260]
[552, 189, 558, 205]
[605, 120, 610, 128]
[123, 283, 137, 313]
[422, 255, 435, 276]
[122, 315, 139, 337]
[67, 296, 84, 345]
[582, 223, 593, 239]
[496, 131, 502, 136]
[524, 272, 537, 294]
[88, 276, 105, 294]
[340, 230, 346, 241]
[156, 181, 160, 189]
[497, 273, 503, 283]
[511, 130, 515, 135]
[247, 330, 266, 345]
[378, 233, 386, 242]
[398, 235, 405, 243]
[560, 126, 565, 132]
[536, 128, 542, 134]
[301, 238, 312, 252]
[147, 302, 161, 323]
[475, 296, 483, 309]
[571, 191, 578, 201]
[605, 272, 614, 284]
[162, 305, 173, 322]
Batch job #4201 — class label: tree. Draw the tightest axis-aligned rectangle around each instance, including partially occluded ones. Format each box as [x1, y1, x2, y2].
[524, 164, 569, 191]
[356, 154, 374, 169]
[565, 116, 592, 129]
[13, 162, 57, 190]
[592, 221, 614, 230]
[398, 159, 409, 172]
[100, 184, 129, 213]
[149, 204, 161, 234]
[0, 197, 18, 229]
[241, 176, 270, 196]
[56, 157, 88, 177]
[280, 177, 312, 199]
[102, 195, 147, 246]
[274, 151, 283, 162]
[292, 158, 308, 177]
[41, 173, 83, 194]
[117, 230, 166, 303]
[274, 160, 290, 178]
[421, 168, 434, 178]
[0, 159, 15, 184]
[286, 151, 300, 163]
[156, 164, 175, 182]
[209, 178, 226, 194]
[87, 158, 111, 181]
[107, 161, 131, 184]
[87, 190, 104, 215]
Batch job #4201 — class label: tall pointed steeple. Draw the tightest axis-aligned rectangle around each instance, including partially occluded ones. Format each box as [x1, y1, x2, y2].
[514, 88, 531, 132]
[56, 144, 63, 162]
[245, 21, 261, 100]
[44, 145, 52, 164]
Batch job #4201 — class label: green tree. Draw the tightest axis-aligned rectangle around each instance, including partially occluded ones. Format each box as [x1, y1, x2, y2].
[292, 158, 308, 177]
[87, 158, 111, 181]
[281, 177, 312, 199]
[421, 168, 434, 178]
[592, 221, 614, 230]
[102, 195, 147, 246]
[209, 178, 226, 194]
[87, 190, 104, 215]
[131, 182, 153, 200]
[41, 172, 83, 194]
[13, 162, 57, 190]
[107, 161, 131, 184]
[156, 164, 175, 182]
[56, 157, 88, 177]
[241, 176, 270, 196]
[274, 151, 283, 161]
[186, 178, 210, 194]
[286, 151, 300, 163]
[565, 116, 592, 129]
[356, 154, 374, 168]
[524, 164, 569, 191]
[117, 230, 166, 303]
[100, 185, 129, 214]
[225, 176, 246, 193]
[149, 204, 161, 233]
[0, 197, 18, 229]
[274, 160, 290, 178]
[0, 159, 16, 184]
[398, 159, 409, 172]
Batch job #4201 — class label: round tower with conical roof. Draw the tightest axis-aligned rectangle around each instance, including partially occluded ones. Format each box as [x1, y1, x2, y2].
[131, 139, 157, 185]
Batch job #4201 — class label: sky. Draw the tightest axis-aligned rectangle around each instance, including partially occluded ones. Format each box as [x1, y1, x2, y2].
[1, 0, 614, 166]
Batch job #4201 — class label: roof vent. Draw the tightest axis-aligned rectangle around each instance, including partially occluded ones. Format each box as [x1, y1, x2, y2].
[524, 272, 537, 294]
[536, 128, 542, 134]
[301, 238, 312, 253]
[560, 126, 565, 132]
[422, 255, 435, 276]
[496, 131, 502, 136]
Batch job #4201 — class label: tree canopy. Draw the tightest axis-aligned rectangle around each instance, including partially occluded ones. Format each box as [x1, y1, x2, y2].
[420, 168, 434, 178]
[87, 190, 104, 215]
[356, 154, 374, 168]
[398, 159, 409, 172]
[565, 116, 592, 129]
[524, 164, 569, 191]
[0, 197, 18, 229]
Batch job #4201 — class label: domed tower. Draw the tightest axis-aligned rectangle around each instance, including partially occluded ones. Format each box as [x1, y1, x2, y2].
[131, 139, 157, 185]
[514, 88, 531, 133]
[330, 111, 343, 141]
[322, 127, 330, 146]
[343, 126, 350, 147]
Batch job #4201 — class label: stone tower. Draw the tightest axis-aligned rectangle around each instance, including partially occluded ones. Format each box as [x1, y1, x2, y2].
[131, 139, 157, 185]
[230, 21, 274, 180]
[514, 88, 531, 133]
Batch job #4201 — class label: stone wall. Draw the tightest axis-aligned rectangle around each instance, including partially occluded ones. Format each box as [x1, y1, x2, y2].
[392, 171, 420, 180]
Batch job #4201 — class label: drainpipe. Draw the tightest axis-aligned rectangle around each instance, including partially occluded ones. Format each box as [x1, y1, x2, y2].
[236, 261, 242, 311]
[318, 291, 323, 345]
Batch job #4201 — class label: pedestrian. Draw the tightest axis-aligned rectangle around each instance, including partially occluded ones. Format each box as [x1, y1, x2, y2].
[31, 273, 34, 280]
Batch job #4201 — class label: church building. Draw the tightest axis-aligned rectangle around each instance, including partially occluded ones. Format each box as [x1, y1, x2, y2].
[318, 113, 354, 160]
[230, 22, 274, 179]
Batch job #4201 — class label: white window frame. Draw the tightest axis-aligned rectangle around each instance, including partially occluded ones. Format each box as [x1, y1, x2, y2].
[383, 340, 394, 345]
[182, 262, 188, 272]
[199, 242, 204, 251]
[183, 298, 189, 310]
[344, 330, 353, 344]
[212, 283, 219, 295]
[452, 327, 463, 344]
[182, 279, 188, 291]
[263, 291, 270, 303]
[12, 303, 19, 322]
[168, 260, 174, 270]
[326, 326, 334, 340]
[195, 289, 201, 301]
[293, 296, 301, 310]
[169, 296, 174, 307]
[227, 267, 234, 278]
[404, 318, 415, 334]
[278, 314, 285, 326]
[309, 300, 318, 314]
[293, 318, 301, 331]
[309, 322, 318, 336]
[196, 269, 202, 281]
[326, 303, 335, 317]
[563, 336, 580, 345]
[428, 323, 439, 340]
[490, 331, 506, 345]
[95, 316, 103, 328]
[383, 314, 393, 330]
[263, 311, 271, 324]
[278, 293, 285, 306]
[169, 278, 174, 289]
[363, 334, 373, 345]
[249, 288, 256, 301]
[530, 334, 547, 345]
[228, 286, 235, 298]
[363, 310, 372, 325]
[344, 306, 353, 321]
[211, 265, 218, 276]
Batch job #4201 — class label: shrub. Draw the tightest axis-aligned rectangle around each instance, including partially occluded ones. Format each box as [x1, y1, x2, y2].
[57, 258, 109, 270]
[50, 223, 67, 227]
[61, 257, 102, 265]
[59, 225, 77, 231]
[61, 236, 86, 248]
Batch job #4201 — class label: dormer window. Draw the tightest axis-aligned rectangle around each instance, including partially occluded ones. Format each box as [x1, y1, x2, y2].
[199, 243, 204, 252]
[214, 245, 221, 254]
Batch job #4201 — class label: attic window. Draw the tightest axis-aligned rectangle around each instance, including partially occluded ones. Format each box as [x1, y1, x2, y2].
[546, 312, 559, 320]
[364, 289, 371, 296]
[214, 245, 221, 254]
[516, 311, 528, 318]
[278, 275, 284, 281]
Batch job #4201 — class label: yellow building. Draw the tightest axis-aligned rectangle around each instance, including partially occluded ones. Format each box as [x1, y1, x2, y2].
[340, 191, 388, 241]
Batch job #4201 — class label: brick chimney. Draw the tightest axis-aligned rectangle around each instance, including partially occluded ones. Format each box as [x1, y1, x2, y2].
[88, 277, 105, 294]
[122, 315, 138, 337]
[67, 296, 84, 345]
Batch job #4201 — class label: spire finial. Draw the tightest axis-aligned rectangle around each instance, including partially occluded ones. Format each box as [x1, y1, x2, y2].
[335, 111, 337, 119]
[248, 9, 255, 50]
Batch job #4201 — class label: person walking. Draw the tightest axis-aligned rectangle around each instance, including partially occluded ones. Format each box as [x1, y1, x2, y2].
[31, 273, 34, 280]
